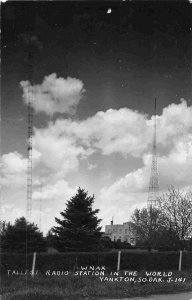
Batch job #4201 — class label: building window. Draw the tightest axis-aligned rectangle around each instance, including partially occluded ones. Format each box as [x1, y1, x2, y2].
[119, 229, 122, 233]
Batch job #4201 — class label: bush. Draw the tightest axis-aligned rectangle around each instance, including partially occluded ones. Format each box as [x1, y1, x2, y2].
[112, 240, 132, 249]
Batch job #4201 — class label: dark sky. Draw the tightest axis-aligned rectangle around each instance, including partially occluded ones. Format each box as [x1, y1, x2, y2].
[2, 1, 192, 154]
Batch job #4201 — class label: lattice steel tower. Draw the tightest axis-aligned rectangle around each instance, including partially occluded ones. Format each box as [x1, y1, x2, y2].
[27, 50, 34, 222]
[24, 32, 42, 222]
[147, 98, 159, 209]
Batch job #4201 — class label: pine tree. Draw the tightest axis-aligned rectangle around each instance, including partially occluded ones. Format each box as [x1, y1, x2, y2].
[52, 188, 102, 251]
[1, 217, 46, 253]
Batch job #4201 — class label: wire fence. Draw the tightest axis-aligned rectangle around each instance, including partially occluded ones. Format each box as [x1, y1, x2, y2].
[1, 250, 192, 275]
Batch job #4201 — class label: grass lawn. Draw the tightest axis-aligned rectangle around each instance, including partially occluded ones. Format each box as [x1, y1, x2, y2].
[1, 270, 192, 300]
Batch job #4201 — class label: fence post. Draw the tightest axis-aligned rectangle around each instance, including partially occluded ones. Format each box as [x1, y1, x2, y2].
[73, 256, 78, 272]
[31, 252, 36, 277]
[117, 250, 121, 272]
[178, 250, 182, 271]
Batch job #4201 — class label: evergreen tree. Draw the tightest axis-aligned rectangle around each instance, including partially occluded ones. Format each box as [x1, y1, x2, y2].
[52, 188, 102, 251]
[1, 217, 46, 253]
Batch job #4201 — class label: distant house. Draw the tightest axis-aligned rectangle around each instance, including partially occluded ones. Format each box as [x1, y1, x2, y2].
[105, 220, 136, 245]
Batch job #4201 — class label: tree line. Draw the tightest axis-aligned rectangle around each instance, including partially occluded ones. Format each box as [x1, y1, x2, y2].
[1, 186, 192, 253]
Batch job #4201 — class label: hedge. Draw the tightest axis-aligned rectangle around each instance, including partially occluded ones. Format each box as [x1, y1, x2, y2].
[1, 251, 192, 274]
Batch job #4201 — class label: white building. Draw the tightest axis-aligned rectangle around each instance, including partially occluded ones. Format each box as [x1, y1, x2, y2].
[105, 220, 136, 245]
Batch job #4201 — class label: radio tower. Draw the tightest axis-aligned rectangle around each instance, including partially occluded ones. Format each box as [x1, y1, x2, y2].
[24, 33, 42, 223]
[27, 87, 33, 222]
[147, 98, 159, 209]
[27, 50, 34, 222]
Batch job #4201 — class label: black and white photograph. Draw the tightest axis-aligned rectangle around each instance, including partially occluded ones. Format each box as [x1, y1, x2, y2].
[1, 1, 192, 299]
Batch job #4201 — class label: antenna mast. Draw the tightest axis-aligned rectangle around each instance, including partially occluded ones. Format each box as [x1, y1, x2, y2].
[27, 50, 34, 222]
[147, 98, 159, 209]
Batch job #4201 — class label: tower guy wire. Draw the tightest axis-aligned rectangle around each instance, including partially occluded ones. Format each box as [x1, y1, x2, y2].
[147, 98, 159, 209]
[39, 183, 43, 232]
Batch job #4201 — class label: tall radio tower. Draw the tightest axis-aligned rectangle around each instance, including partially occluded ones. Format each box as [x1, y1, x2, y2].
[27, 87, 33, 222]
[24, 33, 42, 222]
[26, 50, 34, 222]
[147, 98, 159, 209]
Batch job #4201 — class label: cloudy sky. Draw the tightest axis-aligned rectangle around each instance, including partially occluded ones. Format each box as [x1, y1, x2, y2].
[1, 1, 192, 234]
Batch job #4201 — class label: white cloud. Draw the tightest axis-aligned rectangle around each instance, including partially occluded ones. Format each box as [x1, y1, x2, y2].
[2, 152, 26, 174]
[3, 99, 191, 197]
[44, 107, 150, 157]
[1, 152, 27, 187]
[87, 162, 97, 170]
[158, 138, 192, 188]
[98, 134, 192, 226]
[33, 179, 75, 202]
[3, 101, 192, 183]
[2, 97, 192, 231]
[32, 125, 94, 185]
[98, 189, 147, 227]
[20, 73, 85, 116]
[1, 204, 14, 214]
[37, 99, 191, 159]
[157, 99, 192, 148]
[1, 205, 25, 224]
[118, 136, 192, 191]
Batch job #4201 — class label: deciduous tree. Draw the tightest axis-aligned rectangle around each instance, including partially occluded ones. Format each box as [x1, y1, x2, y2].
[131, 207, 166, 248]
[159, 186, 192, 240]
